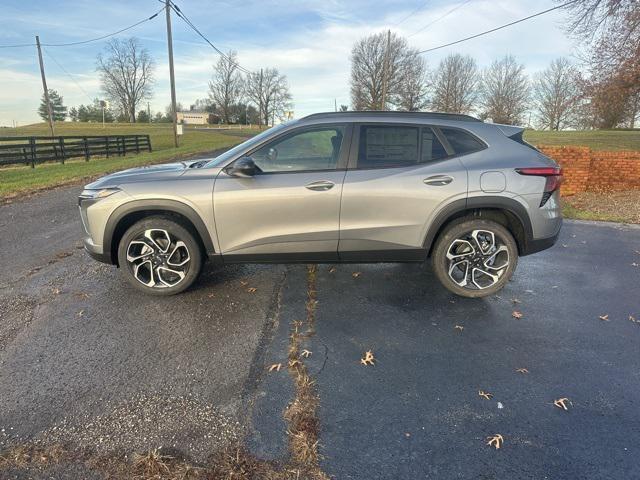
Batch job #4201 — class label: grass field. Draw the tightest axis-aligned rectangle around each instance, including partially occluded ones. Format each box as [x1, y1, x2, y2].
[0, 122, 258, 199]
[524, 129, 640, 151]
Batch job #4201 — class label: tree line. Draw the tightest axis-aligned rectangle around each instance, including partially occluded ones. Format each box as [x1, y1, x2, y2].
[350, 1, 639, 129]
[39, 38, 293, 126]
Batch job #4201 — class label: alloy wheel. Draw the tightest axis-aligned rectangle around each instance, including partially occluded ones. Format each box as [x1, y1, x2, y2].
[126, 229, 191, 288]
[446, 229, 510, 290]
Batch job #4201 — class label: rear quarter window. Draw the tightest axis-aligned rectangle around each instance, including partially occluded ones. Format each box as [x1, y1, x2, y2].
[440, 127, 485, 156]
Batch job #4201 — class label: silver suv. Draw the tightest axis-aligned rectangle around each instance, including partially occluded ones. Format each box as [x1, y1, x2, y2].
[79, 112, 562, 298]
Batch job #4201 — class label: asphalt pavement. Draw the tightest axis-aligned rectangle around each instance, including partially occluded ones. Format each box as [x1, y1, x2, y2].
[1, 183, 639, 479]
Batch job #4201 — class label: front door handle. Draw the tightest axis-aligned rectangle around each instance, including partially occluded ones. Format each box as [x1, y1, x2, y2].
[424, 175, 453, 186]
[305, 180, 335, 191]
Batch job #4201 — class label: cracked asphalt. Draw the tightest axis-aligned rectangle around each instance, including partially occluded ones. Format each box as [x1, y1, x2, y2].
[1, 181, 639, 479]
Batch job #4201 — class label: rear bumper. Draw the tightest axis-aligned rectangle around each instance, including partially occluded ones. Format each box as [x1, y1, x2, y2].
[521, 218, 562, 256]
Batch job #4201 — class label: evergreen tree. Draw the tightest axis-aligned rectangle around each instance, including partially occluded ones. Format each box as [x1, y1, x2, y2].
[38, 89, 67, 121]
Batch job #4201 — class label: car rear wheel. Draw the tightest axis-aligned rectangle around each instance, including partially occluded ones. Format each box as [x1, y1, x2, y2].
[117, 216, 203, 295]
[432, 218, 518, 298]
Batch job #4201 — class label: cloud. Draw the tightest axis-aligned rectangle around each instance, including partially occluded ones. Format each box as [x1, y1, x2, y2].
[1, 0, 578, 124]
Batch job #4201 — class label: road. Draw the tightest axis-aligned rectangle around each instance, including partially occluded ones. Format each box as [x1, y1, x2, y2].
[1, 182, 639, 479]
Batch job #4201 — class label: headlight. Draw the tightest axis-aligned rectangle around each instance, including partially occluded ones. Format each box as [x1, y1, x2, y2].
[79, 187, 121, 201]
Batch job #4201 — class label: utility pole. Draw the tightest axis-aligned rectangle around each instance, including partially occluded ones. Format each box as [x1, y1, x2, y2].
[380, 29, 391, 111]
[147, 102, 151, 123]
[36, 36, 55, 136]
[258, 68, 264, 130]
[165, 0, 179, 147]
[334, 98, 337, 112]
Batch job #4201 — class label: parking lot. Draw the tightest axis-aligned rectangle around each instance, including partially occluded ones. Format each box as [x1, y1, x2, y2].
[1, 185, 639, 479]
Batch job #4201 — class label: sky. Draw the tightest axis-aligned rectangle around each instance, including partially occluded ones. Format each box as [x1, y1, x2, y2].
[0, 0, 580, 126]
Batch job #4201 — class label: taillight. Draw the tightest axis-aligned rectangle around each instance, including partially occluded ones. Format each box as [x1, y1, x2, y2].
[516, 167, 563, 207]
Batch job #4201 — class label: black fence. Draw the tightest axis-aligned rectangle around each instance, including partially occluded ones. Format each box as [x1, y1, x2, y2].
[0, 135, 152, 168]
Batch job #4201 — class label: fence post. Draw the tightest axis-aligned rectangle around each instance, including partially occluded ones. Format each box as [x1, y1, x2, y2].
[29, 137, 36, 168]
[83, 137, 89, 161]
[135, 136, 140, 154]
[122, 136, 126, 156]
[105, 137, 110, 158]
[59, 137, 65, 164]
[147, 135, 152, 152]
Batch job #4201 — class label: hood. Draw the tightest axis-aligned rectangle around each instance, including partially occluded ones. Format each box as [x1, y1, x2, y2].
[85, 161, 196, 189]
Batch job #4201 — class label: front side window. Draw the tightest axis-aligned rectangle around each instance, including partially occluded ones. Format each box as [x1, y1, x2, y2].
[250, 126, 345, 173]
[440, 127, 485, 155]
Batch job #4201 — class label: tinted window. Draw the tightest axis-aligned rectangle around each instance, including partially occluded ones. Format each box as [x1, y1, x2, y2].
[251, 126, 345, 173]
[421, 128, 448, 163]
[440, 127, 484, 155]
[358, 126, 419, 168]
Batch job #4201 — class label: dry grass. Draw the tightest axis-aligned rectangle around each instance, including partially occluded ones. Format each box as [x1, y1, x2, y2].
[563, 190, 640, 224]
[0, 444, 67, 469]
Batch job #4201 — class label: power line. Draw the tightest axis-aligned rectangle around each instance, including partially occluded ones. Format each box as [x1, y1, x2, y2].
[43, 47, 95, 103]
[418, 0, 580, 54]
[168, 0, 253, 74]
[407, 0, 473, 37]
[392, 0, 430, 27]
[0, 9, 162, 49]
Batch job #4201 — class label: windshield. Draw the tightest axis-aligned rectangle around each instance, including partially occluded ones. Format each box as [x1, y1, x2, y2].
[204, 123, 292, 167]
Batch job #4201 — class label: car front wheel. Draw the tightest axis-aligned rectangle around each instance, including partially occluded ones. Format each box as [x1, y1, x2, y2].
[117, 216, 203, 295]
[432, 218, 518, 298]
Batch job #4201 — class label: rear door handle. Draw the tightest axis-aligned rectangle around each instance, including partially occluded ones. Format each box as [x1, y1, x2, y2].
[424, 175, 453, 186]
[305, 180, 335, 191]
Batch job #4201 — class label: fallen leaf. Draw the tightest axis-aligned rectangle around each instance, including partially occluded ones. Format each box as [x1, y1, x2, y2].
[478, 390, 493, 400]
[630, 315, 638, 324]
[328, 266, 337, 273]
[247, 287, 257, 293]
[360, 350, 375, 366]
[516, 368, 529, 374]
[486, 434, 504, 449]
[52, 287, 61, 295]
[512, 311, 523, 319]
[301, 349, 312, 358]
[599, 314, 609, 321]
[352, 272, 362, 278]
[511, 298, 521, 304]
[554, 397, 572, 411]
[268, 363, 282, 372]
[454, 325, 464, 332]
[76, 310, 84, 318]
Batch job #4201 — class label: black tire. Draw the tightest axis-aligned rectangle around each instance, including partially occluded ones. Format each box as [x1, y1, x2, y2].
[431, 218, 518, 298]
[117, 215, 203, 296]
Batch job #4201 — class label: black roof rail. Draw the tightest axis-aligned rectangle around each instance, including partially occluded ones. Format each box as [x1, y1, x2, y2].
[301, 111, 482, 122]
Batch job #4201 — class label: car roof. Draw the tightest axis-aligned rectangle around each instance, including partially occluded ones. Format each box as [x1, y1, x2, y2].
[300, 111, 482, 123]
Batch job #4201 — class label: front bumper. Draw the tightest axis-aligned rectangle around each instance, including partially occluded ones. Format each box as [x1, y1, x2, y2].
[83, 236, 112, 264]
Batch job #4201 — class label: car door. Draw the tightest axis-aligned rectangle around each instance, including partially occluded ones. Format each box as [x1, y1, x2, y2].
[338, 123, 469, 261]
[214, 124, 351, 261]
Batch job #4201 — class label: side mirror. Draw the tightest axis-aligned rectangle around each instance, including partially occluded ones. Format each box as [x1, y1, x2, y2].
[225, 156, 259, 177]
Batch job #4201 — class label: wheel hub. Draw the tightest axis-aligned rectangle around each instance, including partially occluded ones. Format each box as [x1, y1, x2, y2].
[126, 229, 191, 288]
[445, 229, 510, 290]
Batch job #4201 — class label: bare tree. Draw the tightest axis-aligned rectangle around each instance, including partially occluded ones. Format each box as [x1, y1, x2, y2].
[97, 38, 154, 123]
[481, 55, 530, 125]
[398, 56, 429, 111]
[560, 1, 639, 126]
[430, 53, 478, 114]
[350, 31, 422, 110]
[209, 51, 244, 124]
[245, 68, 292, 126]
[533, 58, 582, 130]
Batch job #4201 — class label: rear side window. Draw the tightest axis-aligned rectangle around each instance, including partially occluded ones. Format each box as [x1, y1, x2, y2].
[358, 126, 419, 168]
[440, 127, 485, 155]
[357, 125, 449, 168]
